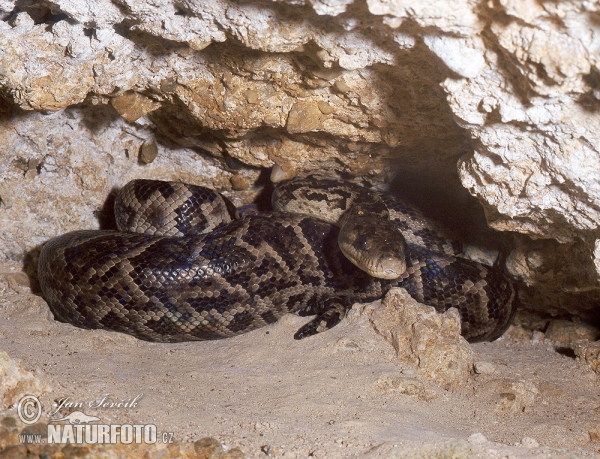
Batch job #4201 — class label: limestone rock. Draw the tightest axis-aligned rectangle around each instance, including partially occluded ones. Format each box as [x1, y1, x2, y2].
[367, 0, 483, 36]
[110, 92, 161, 123]
[0, 0, 463, 179]
[0, 351, 50, 409]
[367, 288, 474, 390]
[572, 340, 600, 375]
[375, 375, 435, 401]
[494, 379, 540, 414]
[195, 437, 245, 459]
[544, 320, 600, 348]
[1, 0, 599, 328]
[0, 104, 261, 263]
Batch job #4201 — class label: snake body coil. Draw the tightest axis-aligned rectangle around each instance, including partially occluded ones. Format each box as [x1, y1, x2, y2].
[38, 178, 516, 343]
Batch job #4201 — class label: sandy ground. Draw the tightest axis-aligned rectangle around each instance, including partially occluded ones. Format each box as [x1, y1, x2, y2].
[1, 260, 599, 458]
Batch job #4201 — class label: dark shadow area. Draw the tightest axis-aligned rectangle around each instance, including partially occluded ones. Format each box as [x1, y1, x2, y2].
[250, 167, 276, 212]
[75, 101, 122, 135]
[94, 187, 119, 230]
[22, 246, 43, 296]
[0, 93, 33, 122]
[8, 0, 72, 26]
[578, 69, 600, 113]
[554, 347, 576, 359]
[388, 163, 506, 251]
[112, 22, 190, 56]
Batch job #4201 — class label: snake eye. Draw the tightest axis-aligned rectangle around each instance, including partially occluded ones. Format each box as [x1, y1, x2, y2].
[353, 234, 368, 251]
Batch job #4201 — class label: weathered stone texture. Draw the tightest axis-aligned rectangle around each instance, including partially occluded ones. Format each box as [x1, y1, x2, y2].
[1, 0, 600, 324]
[0, 351, 50, 409]
[0, 104, 258, 261]
[368, 289, 474, 390]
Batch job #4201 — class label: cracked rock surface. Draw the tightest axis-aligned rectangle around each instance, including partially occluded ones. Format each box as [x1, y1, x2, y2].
[1, 0, 599, 325]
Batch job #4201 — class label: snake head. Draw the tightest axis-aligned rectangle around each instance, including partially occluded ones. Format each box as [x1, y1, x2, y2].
[337, 206, 408, 279]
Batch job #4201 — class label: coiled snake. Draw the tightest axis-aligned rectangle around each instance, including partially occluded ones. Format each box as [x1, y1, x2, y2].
[38, 177, 516, 343]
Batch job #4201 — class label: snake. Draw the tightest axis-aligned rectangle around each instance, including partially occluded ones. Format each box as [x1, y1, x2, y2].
[38, 177, 516, 343]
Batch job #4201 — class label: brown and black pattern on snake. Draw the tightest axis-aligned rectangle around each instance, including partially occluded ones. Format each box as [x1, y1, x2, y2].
[273, 177, 464, 257]
[38, 178, 516, 343]
[115, 179, 239, 237]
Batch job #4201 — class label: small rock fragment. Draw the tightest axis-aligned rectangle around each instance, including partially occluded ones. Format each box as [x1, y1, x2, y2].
[243, 89, 260, 104]
[270, 163, 297, 183]
[334, 78, 351, 93]
[467, 433, 487, 444]
[230, 175, 249, 191]
[195, 437, 223, 458]
[531, 331, 545, 343]
[572, 340, 600, 375]
[367, 288, 474, 390]
[495, 380, 539, 413]
[5, 273, 30, 294]
[520, 437, 539, 448]
[0, 351, 51, 409]
[473, 361, 496, 375]
[193, 437, 245, 458]
[111, 92, 161, 122]
[376, 375, 434, 400]
[286, 102, 324, 134]
[139, 140, 158, 164]
[160, 78, 177, 93]
[334, 337, 362, 353]
[545, 320, 600, 348]
[588, 422, 600, 442]
[503, 325, 534, 342]
[317, 100, 334, 114]
[462, 245, 499, 267]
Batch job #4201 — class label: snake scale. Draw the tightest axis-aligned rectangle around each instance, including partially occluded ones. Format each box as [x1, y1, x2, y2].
[38, 177, 516, 343]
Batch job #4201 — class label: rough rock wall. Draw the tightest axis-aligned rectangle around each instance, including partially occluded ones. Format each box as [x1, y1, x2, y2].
[0, 0, 599, 325]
